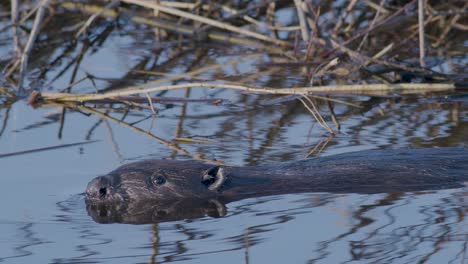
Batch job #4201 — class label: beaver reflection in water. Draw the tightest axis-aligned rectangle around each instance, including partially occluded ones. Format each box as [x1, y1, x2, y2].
[85, 148, 467, 224]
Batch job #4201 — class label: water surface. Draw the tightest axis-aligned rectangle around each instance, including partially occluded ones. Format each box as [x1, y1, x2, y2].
[0, 1, 467, 263]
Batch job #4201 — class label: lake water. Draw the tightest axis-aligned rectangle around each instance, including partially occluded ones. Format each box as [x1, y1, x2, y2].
[1, 81, 466, 264]
[0, 1, 467, 263]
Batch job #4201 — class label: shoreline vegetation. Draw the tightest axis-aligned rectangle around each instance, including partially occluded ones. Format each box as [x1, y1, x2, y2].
[1, 0, 466, 139]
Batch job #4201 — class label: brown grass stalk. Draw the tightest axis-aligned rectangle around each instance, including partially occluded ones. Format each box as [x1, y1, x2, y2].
[17, 0, 49, 92]
[418, 0, 426, 67]
[121, 0, 290, 46]
[36, 82, 456, 104]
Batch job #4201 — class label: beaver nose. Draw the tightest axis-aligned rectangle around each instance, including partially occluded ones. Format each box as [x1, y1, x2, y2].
[86, 176, 111, 200]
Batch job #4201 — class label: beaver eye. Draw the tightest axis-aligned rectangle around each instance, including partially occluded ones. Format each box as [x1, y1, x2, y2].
[99, 187, 107, 198]
[153, 176, 166, 185]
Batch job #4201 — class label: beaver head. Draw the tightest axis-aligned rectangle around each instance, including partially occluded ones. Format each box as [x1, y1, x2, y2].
[85, 160, 228, 204]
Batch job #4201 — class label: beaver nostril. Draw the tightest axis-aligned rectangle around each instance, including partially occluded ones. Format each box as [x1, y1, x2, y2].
[99, 187, 107, 198]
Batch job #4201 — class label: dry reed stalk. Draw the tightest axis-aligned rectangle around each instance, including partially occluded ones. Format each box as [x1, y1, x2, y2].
[333, 0, 358, 35]
[158, 0, 285, 32]
[121, 0, 290, 46]
[61, 2, 283, 52]
[432, 3, 466, 47]
[330, 39, 435, 75]
[302, 3, 321, 61]
[17, 0, 49, 92]
[299, 96, 334, 134]
[11, 0, 20, 55]
[357, 0, 387, 51]
[228, 6, 299, 31]
[418, 0, 426, 67]
[304, 2, 320, 35]
[363, 43, 393, 67]
[128, 53, 261, 90]
[452, 22, 467, 31]
[145, 93, 157, 114]
[35, 82, 455, 104]
[157, 0, 298, 33]
[75, 0, 120, 38]
[363, 0, 389, 14]
[159, 1, 200, 9]
[19, 3, 44, 23]
[57, 76, 89, 93]
[322, 0, 417, 58]
[313, 57, 339, 79]
[294, 0, 309, 42]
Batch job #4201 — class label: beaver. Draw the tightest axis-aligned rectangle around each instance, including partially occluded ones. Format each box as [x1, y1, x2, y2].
[85, 148, 467, 223]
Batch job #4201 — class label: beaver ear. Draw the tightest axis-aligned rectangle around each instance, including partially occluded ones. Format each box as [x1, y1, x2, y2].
[201, 166, 227, 192]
